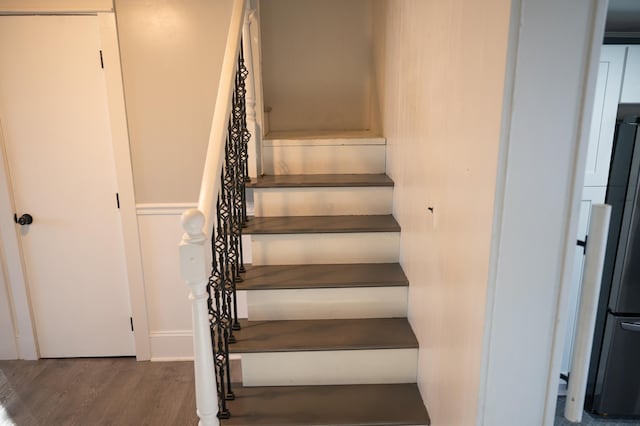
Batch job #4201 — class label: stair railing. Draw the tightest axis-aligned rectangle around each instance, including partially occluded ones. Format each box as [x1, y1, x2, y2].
[179, 0, 257, 424]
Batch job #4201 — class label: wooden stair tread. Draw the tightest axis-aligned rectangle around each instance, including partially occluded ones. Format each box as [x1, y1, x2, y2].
[244, 215, 400, 234]
[221, 383, 430, 425]
[230, 318, 418, 353]
[248, 174, 394, 188]
[239, 263, 408, 290]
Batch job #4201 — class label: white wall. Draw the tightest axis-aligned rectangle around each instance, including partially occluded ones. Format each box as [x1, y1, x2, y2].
[260, 0, 375, 132]
[136, 204, 249, 360]
[374, 1, 510, 424]
[115, 0, 233, 203]
[479, 0, 604, 425]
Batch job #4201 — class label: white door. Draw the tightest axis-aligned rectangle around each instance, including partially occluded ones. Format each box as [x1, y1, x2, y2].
[0, 15, 135, 357]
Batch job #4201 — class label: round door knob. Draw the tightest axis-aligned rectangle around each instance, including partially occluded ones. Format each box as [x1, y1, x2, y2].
[15, 213, 33, 226]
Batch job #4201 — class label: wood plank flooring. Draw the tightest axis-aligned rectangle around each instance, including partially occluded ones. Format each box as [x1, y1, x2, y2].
[239, 263, 409, 290]
[0, 358, 198, 425]
[222, 384, 430, 426]
[248, 174, 394, 188]
[230, 318, 419, 353]
[244, 215, 401, 234]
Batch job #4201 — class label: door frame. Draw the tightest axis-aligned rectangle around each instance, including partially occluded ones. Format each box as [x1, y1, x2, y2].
[477, 0, 609, 424]
[0, 5, 151, 360]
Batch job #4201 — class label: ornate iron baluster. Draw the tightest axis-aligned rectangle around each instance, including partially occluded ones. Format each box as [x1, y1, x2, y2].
[205, 38, 252, 420]
[234, 39, 250, 285]
[208, 194, 232, 419]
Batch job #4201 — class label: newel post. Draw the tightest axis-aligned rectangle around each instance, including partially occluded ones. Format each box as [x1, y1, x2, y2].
[180, 209, 219, 426]
[243, 1, 261, 179]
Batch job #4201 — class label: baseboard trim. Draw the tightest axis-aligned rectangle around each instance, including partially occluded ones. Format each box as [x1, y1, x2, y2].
[136, 203, 197, 216]
[149, 330, 242, 362]
[136, 202, 255, 218]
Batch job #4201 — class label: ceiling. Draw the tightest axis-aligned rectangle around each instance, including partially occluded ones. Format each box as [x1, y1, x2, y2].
[607, 0, 640, 33]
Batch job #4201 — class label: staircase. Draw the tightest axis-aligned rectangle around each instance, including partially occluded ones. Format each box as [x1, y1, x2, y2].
[222, 133, 430, 425]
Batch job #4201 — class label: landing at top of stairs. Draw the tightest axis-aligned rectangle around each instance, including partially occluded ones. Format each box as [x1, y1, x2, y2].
[240, 263, 408, 290]
[221, 383, 430, 426]
[230, 318, 418, 353]
[248, 173, 394, 188]
[245, 215, 400, 234]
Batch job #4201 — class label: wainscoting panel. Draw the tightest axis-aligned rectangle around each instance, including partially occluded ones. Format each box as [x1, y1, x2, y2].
[137, 203, 248, 360]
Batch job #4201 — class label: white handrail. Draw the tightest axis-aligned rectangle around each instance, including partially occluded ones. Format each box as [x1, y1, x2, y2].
[197, 0, 247, 228]
[179, 0, 249, 424]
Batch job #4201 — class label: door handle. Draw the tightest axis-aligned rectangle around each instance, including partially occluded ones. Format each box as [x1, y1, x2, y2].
[620, 322, 640, 333]
[14, 213, 33, 226]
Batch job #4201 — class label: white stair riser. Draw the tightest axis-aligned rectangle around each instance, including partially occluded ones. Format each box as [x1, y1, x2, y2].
[252, 187, 393, 216]
[262, 145, 386, 175]
[240, 349, 417, 386]
[247, 287, 408, 320]
[251, 232, 400, 265]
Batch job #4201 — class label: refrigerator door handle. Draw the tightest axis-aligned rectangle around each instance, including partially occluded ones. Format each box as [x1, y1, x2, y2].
[620, 321, 640, 332]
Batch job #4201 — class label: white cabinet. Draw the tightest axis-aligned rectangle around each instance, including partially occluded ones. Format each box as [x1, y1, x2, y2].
[621, 46, 640, 103]
[583, 46, 626, 187]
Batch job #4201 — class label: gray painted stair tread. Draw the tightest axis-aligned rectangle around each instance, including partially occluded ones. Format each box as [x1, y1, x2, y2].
[230, 318, 418, 353]
[245, 215, 400, 234]
[239, 263, 408, 290]
[222, 383, 430, 425]
[248, 173, 394, 188]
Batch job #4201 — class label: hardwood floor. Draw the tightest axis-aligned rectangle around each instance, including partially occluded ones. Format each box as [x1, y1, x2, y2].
[0, 358, 198, 425]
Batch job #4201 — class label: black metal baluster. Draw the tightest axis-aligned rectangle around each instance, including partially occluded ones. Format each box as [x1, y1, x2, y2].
[232, 63, 246, 278]
[223, 123, 241, 333]
[219, 166, 236, 345]
[220, 155, 238, 401]
[206, 40, 254, 420]
[238, 40, 251, 186]
[216, 181, 236, 401]
[210, 195, 231, 418]
[235, 42, 250, 282]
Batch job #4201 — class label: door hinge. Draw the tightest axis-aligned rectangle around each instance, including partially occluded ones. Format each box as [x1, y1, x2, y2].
[130, 317, 134, 332]
[116, 193, 120, 209]
[99, 50, 104, 69]
[577, 236, 588, 255]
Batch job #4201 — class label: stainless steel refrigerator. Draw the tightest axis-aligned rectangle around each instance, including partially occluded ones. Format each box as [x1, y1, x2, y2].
[586, 115, 640, 417]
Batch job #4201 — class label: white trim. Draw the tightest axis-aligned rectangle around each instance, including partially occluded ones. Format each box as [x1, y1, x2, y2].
[149, 329, 195, 362]
[250, 0, 265, 140]
[264, 136, 386, 147]
[0, 0, 112, 14]
[0, 119, 38, 360]
[244, 1, 261, 179]
[148, 329, 242, 362]
[476, 0, 521, 418]
[136, 203, 198, 216]
[544, 2, 609, 424]
[151, 357, 194, 362]
[0, 253, 18, 359]
[98, 13, 151, 361]
[478, 0, 607, 424]
[150, 330, 194, 337]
